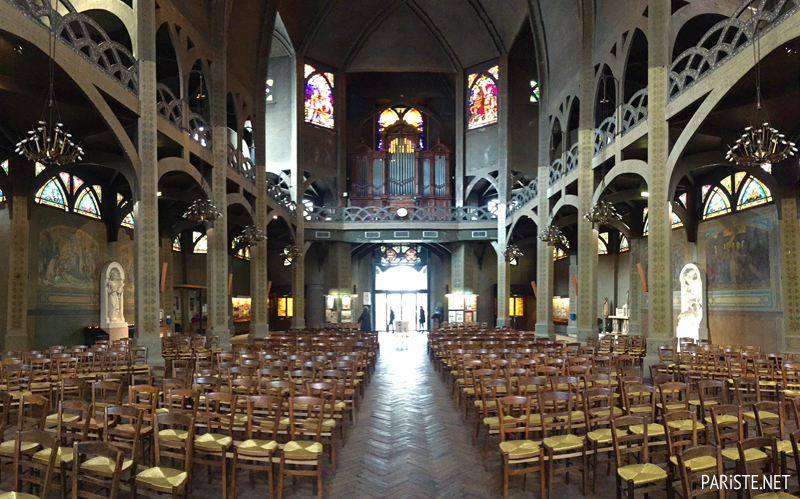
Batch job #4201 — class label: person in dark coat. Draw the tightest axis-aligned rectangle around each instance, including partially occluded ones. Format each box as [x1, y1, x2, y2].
[388, 307, 395, 332]
[357, 305, 372, 332]
[419, 306, 426, 331]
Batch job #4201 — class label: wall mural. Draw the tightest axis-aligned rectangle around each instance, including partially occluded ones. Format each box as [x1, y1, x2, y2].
[38, 226, 100, 289]
[704, 224, 770, 290]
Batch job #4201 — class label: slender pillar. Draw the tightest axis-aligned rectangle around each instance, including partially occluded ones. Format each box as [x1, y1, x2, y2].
[627, 236, 645, 336]
[567, 255, 578, 336]
[779, 197, 800, 352]
[5, 195, 29, 351]
[455, 71, 465, 207]
[496, 59, 511, 327]
[536, 166, 555, 338]
[336, 74, 347, 205]
[251, 96, 269, 337]
[207, 10, 230, 342]
[645, 0, 673, 365]
[291, 57, 306, 328]
[159, 235, 174, 331]
[576, 0, 597, 344]
[134, 0, 162, 362]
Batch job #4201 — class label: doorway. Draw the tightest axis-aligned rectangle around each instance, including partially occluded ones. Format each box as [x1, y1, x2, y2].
[374, 265, 428, 331]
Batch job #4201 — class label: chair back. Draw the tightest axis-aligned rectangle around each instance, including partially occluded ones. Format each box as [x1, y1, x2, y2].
[72, 440, 125, 499]
[11, 429, 57, 499]
[676, 445, 724, 499]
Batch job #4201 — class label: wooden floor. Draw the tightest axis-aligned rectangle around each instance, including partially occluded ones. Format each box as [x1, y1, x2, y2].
[208, 331, 601, 499]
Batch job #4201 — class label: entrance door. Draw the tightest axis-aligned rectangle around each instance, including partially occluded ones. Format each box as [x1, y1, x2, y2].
[375, 292, 428, 331]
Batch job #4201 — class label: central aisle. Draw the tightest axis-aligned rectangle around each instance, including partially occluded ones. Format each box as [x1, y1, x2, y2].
[323, 332, 504, 498]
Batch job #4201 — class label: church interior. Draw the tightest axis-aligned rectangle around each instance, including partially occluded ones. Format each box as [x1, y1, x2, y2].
[2, 0, 800, 497]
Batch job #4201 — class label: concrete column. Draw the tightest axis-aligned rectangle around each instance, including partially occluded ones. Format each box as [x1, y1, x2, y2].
[645, 0, 673, 366]
[159, 235, 174, 331]
[251, 96, 269, 337]
[627, 236, 645, 336]
[134, 0, 162, 362]
[496, 59, 511, 327]
[536, 166, 554, 338]
[576, 0, 597, 344]
[455, 70, 465, 207]
[779, 197, 800, 352]
[206, 10, 230, 343]
[567, 255, 578, 336]
[291, 57, 306, 329]
[5, 196, 29, 351]
[336, 74, 347, 205]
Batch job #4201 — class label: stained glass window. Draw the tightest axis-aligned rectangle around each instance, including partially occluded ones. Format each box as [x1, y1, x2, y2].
[761, 162, 772, 174]
[467, 70, 498, 130]
[283, 247, 293, 266]
[403, 108, 423, 130]
[35, 162, 46, 176]
[277, 297, 293, 317]
[0, 189, 4, 203]
[304, 65, 334, 129]
[734, 172, 746, 192]
[36, 178, 68, 210]
[236, 247, 250, 260]
[304, 64, 315, 78]
[702, 185, 711, 201]
[173, 237, 181, 252]
[117, 193, 124, 206]
[93, 186, 102, 203]
[703, 187, 731, 219]
[487, 66, 499, 80]
[380, 245, 421, 266]
[530, 80, 540, 103]
[598, 232, 609, 255]
[553, 247, 567, 261]
[737, 176, 772, 210]
[678, 193, 687, 208]
[121, 212, 134, 229]
[59, 172, 70, 188]
[509, 257, 518, 266]
[72, 176, 84, 194]
[265, 78, 274, 102]
[379, 109, 400, 131]
[74, 189, 101, 219]
[193, 235, 208, 254]
[1, 159, 8, 175]
[720, 176, 732, 194]
[620, 235, 630, 253]
[671, 210, 683, 229]
[643, 207, 649, 236]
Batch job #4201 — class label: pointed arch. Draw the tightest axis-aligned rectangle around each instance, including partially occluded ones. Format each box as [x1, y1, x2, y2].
[737, 176, 772, 210]
[74, 188, 101, 219]
[36, 178, 69, 211]
[703, 187, 731, 219]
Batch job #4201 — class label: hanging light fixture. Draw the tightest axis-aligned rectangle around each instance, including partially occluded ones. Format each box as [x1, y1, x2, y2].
[183, 198, 222, 224]
[538, 225, 568, 246]
[284, 245, 303, 262]
[727, 22, 796, 166]
[238, 224, 266, 246]
[503, 244, 523, 263]
[16, 1, 83, 166]
[584, 199, 622, 225]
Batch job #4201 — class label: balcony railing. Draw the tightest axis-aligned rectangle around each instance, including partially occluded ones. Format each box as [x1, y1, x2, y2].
[305, 205, 497, 223]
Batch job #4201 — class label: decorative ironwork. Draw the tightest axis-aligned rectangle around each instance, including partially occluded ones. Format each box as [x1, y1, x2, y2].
[156, 83, 183, 130]
[668, 0, 800, 99]
[266, 178, 297, 215]
[726, 123, 797, 166]
[503, 244, 523, 263]
[549, 158, 563, 186]
[621, 89, 648, 133]
[564, 144, 579, 176]
[508, 181, 538, 215]
[584, 199, 622, 225]
[594, 114, 617, 155]
[17, 120, 83, 166]
[305, 205, 496, 223]
[237, 224, 266, 247]
[188, 113, 211, 148]
[6, 0, 139, 93]
[538, 224, 568, 246]
[183, 198, 222, 225]
[284, 245, 303, 259]
[227, 144, 255, 182]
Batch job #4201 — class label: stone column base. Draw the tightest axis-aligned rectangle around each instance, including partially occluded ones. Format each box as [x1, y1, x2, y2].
[4, 331, 28, 352]
[136, 335, 164, 367]
[576, 327, 595, 345]
[250, 322, 269, 338]
[535, 322, 555, 340]
[209, 326, 232, 350]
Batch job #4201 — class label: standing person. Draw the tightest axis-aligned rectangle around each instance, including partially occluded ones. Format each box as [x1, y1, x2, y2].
[418, 306, 426, 331]
[388, 307, 395, 332]
[357, 305, 372, 332]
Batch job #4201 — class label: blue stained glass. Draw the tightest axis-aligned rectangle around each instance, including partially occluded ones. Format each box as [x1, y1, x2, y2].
[703, 187, 731, 219]
[0, 189, 5, 202]
[121, 212, 134, 228]
[194, 235, 208, 254]
[305, 73, 334, 129]
[75, 189, 101, 219]
[620, 236, 630, 252]
[173, 237, 181, 252]
[36, 178, 68, 210]
[1, 160, 8, 175]
[737, 177, 772, 210]
[35, 163, 46, 176]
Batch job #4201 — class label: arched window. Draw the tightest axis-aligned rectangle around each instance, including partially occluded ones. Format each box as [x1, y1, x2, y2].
[74, 188, 101, 219]
[737, 176, 772, 210]
[36, 177, 69, 211]
[643, 207, 649, 236]
[236, 246, 250, 260]
[467, 66, 498, 129]
[304, 64, 334, 129]
[598, 232, 609, 255]
[193, 231, 207, 254]
[671, 211, 683, 229]
[173, 236, 181, 252]
[642, 206, 683, 234]
[283, 247, 293, 266]
[1, 159, 8, 175]
[35, 162, 46, 176]
[121, 212, 134, 229]
[678, 193, 687, 208]
[703, 187, 731, 219]
[553, 247, 568, 261]
[620, 235, 630, 253]
[117, 193, 124, 206]
[530, 80, 540, 103]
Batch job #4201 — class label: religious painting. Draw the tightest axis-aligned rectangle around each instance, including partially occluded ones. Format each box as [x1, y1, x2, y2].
[116, 241, 135, 295]
[304, 65, 334, 129]
[467, 69, 498, 130]
[704, 221, 770, 290]
[38, 226, 100, 289]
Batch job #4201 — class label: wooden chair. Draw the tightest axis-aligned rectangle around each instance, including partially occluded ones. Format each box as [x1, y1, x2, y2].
[610, 415, 668, 499]
[102, 405, 140, 493]
[737, 436, 792, 499]
[231, 395, 282, 499]
[663, 410, 705, 498]
[134, 412, 195, 499]
[0, 430, 57, 499]
[582, 387, 621, 493]
[36, 400, 91, 499]
[496, 395, 545, 499]
[304, 381, 339, 472]
[194, 392, 236, 499]
[278, 396, 325, 499]
[675, 445, 724, 499]
[697, 379, 726, 424]
[72, 440, 125, 499]
[539, 390, 586, 499]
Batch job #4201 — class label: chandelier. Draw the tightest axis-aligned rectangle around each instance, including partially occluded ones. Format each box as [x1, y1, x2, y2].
[183, 198, 222, 225]
[538, 225, 568, 246]
[726, 123, 796, 166]
[284, 245, 304, 263]
[503, 244, 523, 263]
[238, 224, 266, 246]
[16, 8, 82, 166]
[584, 199, 622, 225]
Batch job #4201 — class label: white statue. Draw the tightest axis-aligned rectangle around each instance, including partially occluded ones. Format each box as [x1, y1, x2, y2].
[101, 262, 127, 330]
[622, 290, 629, 317]
[676, 263, 708, 341]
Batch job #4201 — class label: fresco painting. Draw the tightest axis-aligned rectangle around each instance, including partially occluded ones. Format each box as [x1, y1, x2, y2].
[39, 226, 100, 289]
